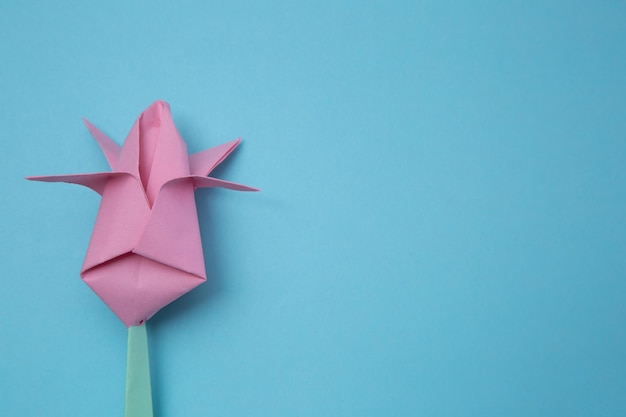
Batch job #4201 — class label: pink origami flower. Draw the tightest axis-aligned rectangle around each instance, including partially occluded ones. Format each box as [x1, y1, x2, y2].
[28, 100, 257, 326]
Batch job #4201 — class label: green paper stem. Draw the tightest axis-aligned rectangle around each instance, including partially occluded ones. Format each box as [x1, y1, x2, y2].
[124, 323, 154, 417]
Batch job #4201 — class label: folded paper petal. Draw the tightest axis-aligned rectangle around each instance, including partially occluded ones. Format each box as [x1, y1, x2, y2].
[134, 178, 206, 279]
[191, 176, 260, 191]
[81, 174, 150, 272]
[27, 172, 122, 195]
[82, 254, 204, 326]
[138, 101, 190, 206]
[189, 138, 241, 176]
[83, 119, 121, 169]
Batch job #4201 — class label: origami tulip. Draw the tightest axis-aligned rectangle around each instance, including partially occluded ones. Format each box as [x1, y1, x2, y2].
[28, 101, 257, 416]
[28, 100, 257, 326]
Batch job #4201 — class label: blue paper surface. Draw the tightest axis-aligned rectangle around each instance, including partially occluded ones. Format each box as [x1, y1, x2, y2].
[2, 1, 626, 416]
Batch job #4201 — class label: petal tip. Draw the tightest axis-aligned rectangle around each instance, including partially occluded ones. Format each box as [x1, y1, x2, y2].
[148, 100, 170, 113]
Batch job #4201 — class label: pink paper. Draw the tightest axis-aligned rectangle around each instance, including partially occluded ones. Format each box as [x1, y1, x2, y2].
[28, 101, 257, 327]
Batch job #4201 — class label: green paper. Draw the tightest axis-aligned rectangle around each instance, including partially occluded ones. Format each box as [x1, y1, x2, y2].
[124, 323, 153, 417]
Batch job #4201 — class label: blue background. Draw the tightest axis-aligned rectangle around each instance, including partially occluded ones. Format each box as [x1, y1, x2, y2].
[1, 1, 625, 416]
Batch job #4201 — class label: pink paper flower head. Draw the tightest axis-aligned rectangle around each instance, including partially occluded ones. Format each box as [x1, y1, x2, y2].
[28, 101, 257, 326]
